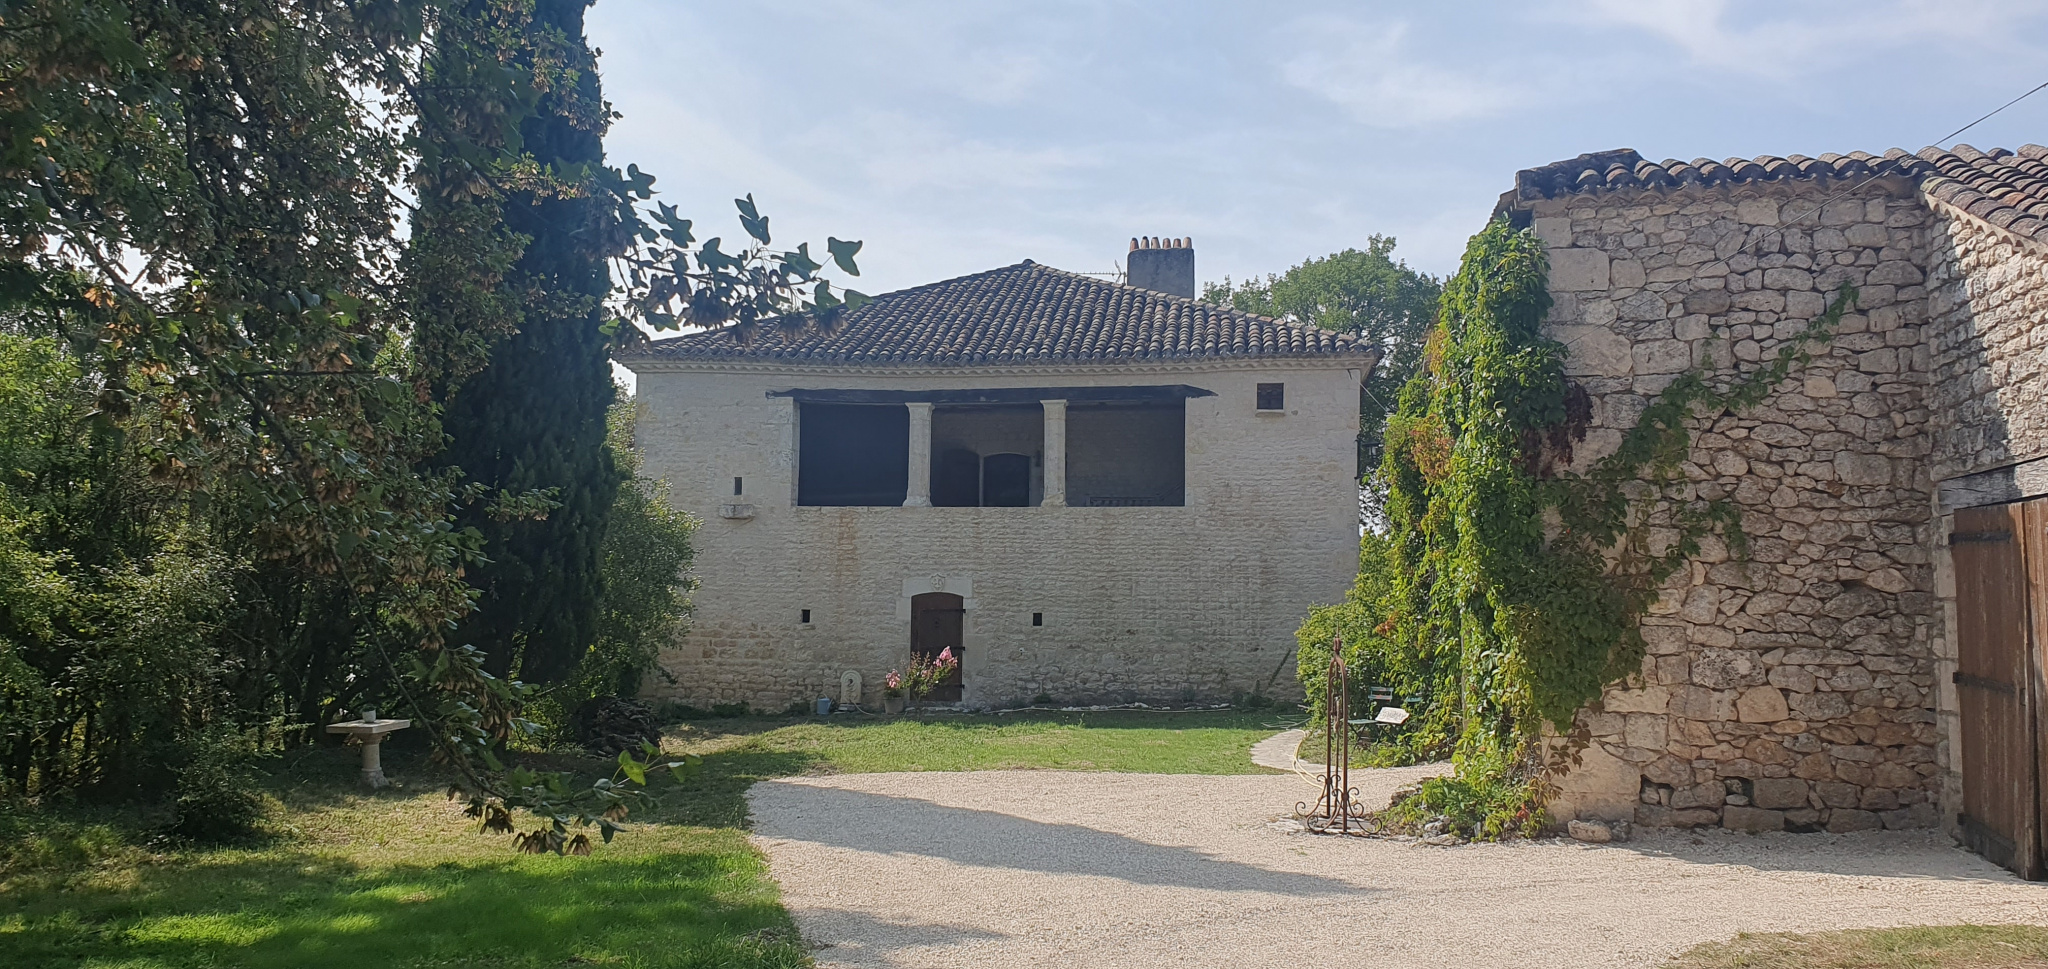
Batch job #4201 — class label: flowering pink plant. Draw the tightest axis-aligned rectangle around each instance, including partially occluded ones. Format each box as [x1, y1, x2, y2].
[899, 648, 959, 703]
[883, 671, 904, 698]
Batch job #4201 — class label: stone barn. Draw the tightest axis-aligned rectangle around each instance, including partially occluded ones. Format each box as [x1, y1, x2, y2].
[1502, 145, 2048, 869]
[615, 240, 1376, 712]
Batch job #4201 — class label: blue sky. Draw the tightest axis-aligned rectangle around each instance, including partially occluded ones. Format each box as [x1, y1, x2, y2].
[589, 1, 2048, 300]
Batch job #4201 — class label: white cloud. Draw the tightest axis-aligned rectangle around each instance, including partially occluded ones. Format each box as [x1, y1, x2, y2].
[1570, 0, 2026, 79]
[817, 111, 1101, 195]
[1280, 19, 1524, 128]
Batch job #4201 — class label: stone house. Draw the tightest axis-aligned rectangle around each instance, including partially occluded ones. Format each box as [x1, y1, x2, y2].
[615, 240, 1375, 712]
[1503, 145, 2048, 866]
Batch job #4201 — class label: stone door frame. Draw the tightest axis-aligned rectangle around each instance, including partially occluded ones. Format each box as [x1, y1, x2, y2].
[899, 576, 977, 704]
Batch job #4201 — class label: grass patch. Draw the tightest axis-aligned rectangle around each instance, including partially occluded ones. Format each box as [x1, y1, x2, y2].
[675, 710, 1285, 772]
[1667, 924, 2048, 968]
[661, 709, 1289, 827]
[0, 748, 806, 969]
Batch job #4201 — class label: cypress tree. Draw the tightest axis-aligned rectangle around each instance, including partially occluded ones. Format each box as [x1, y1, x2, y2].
[428, 0, 622, 683]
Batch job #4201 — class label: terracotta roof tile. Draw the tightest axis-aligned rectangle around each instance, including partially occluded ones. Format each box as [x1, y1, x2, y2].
[1496, 145, 2048, 247]
[618, 261, 1373, 367]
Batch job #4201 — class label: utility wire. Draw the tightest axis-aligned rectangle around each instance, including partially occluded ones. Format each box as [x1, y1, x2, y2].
[1742, 78, 2048, 256]
[1932, 80, 2048, 149]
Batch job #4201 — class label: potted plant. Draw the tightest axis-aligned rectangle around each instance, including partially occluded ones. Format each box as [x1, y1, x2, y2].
[881, 671, 906, 715]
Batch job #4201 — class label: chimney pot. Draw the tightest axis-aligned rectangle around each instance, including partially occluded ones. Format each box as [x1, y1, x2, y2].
[1125, 233, 1196, 298]
[1129, 237, 1138, 251]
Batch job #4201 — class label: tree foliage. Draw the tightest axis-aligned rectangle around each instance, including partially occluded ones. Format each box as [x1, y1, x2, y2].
[0, 0, 842, 846]
[1202, 236, 1441, 486]
[423, 0, 622, 685]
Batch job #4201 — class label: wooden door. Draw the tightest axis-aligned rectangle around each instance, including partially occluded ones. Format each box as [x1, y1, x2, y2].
[911, 592, 964, 702]
[2027, 500, 2048, 871]
[1953, 501, 2040, 878]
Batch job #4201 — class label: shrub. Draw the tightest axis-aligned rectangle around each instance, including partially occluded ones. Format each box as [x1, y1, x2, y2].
[165, 727, 267, 844]
[1379, 747, 1547, 840]
[571, 697, 662, 756]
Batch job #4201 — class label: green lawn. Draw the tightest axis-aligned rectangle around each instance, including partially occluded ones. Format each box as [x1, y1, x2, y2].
[1667, 924, 2048, 968]
[0, 752, 807, 969]
[661, 708, 1292, 827]
[0, 708, 1287, 967]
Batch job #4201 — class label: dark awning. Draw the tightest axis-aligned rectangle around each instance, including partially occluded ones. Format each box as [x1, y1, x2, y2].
[767, 385, 1215, 405]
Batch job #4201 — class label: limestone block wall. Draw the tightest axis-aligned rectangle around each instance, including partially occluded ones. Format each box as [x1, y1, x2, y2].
[1525, 183, 1947, 833]
[623, 361, 1363, 711]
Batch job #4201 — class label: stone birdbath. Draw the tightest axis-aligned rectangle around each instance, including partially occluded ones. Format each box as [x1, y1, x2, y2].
[325, 709, 412, 788]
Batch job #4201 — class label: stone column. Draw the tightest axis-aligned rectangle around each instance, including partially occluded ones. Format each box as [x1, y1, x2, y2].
[1040, 399, 1067, 507]
[904, 401, 933, 507]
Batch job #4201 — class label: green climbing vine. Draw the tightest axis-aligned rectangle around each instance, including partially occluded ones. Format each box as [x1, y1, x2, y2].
[1299, 218, 1857, 838]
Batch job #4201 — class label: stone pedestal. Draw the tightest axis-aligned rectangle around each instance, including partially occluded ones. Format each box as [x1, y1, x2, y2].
[325, 716, 412, 788]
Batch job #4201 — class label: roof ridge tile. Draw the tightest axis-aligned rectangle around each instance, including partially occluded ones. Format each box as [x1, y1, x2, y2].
[1498, 144, 2048, 241]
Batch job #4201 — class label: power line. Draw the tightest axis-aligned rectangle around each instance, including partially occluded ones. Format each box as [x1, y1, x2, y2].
[1743, 78, 2048, 256]
[1932, 79, 2048, 148]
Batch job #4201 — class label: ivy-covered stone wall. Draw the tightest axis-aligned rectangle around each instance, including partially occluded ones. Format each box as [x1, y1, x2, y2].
[1521, 182, 1948, 833]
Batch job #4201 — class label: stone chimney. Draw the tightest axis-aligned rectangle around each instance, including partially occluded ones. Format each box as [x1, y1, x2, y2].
[1126, 236, 1195, 298]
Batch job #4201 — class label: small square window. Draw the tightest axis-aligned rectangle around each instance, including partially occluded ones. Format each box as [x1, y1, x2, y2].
[800, 609, 811, 624]
[1032, 612, 1044, 627]
[734, 476, 744, 496]
[1256, 383, 1285, 410]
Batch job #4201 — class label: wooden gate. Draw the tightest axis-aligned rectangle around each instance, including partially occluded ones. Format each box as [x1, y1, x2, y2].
[1953, 499, 2048, 878]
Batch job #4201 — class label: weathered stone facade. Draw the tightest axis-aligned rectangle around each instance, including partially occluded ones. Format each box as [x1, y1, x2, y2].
[626, 363, 1362, 711]
[1510, 146, 2048, 835]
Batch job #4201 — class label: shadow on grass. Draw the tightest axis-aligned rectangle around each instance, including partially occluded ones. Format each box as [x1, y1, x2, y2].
[262, 743, 820, 833]
[0, 844, 807, 969]
[652, 748, 823, 829]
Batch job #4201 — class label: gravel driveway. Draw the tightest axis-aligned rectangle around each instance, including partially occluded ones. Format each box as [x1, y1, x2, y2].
[748, 751, 2048, 968]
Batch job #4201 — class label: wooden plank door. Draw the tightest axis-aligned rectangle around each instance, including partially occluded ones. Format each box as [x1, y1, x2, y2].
[911, 592, 965, 702]
[1953, 502, 2039, 878]
[2027, 498, 2048, 869]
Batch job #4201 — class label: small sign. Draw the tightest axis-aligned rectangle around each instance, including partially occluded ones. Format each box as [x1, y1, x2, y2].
[1374, 706, 1410, 725]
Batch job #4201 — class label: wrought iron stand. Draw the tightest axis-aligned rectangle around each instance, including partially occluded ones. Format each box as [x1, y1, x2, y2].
[1298, 637, 1369, 835]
